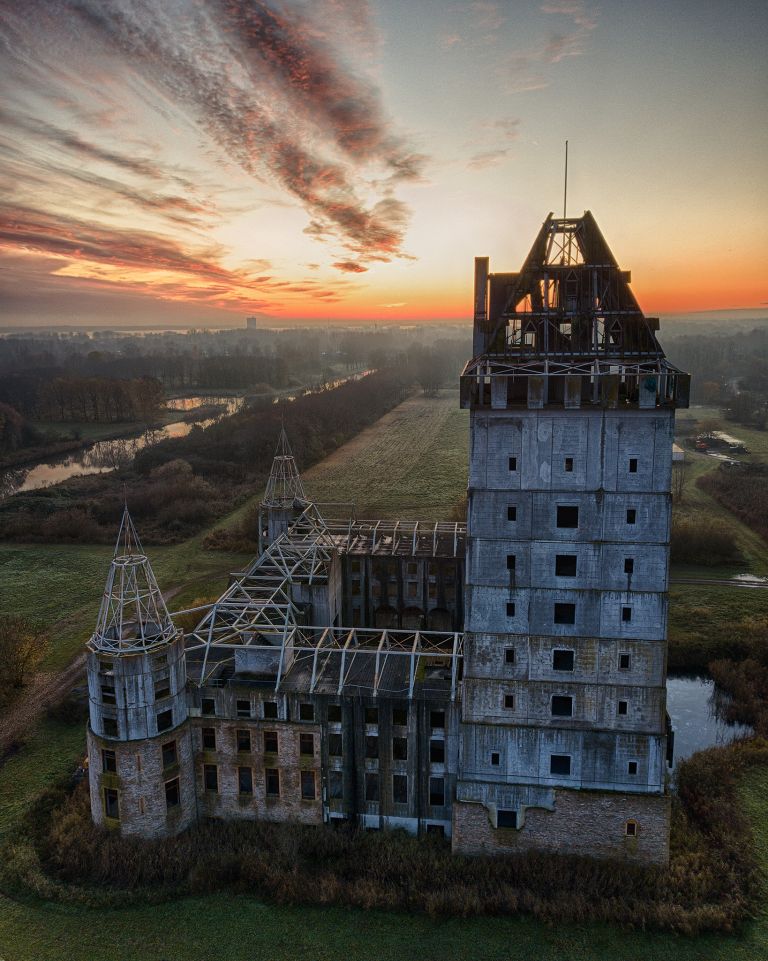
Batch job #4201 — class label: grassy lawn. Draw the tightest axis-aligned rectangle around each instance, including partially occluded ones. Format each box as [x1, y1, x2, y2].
[302, 390, 469, 520]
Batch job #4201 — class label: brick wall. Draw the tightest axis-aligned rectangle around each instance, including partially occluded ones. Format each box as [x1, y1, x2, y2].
[452, 788, 670, 865]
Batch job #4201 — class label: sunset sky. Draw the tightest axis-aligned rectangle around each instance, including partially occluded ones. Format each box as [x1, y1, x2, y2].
[1, 0, 766, 327]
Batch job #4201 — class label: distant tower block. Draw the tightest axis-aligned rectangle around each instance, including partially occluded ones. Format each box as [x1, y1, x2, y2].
[246, 315, 259, 330]
[85, 507, 194, 837]
[258, 427, 310, 552]
[454, 212, 690, 864]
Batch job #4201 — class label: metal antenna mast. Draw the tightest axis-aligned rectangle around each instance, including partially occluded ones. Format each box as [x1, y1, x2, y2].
[563, 140, 568, 219]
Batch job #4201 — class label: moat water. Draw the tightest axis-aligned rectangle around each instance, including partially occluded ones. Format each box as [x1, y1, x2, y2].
[666, 676, 752, 768]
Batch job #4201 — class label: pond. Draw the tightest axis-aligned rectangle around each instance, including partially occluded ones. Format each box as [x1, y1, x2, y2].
[666, 675, 752, 768]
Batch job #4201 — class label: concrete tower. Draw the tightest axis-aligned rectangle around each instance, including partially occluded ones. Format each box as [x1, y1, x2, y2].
[86, 508, 195, 836]
[258, 427, 310, 553]
[453, 213, 690, 863]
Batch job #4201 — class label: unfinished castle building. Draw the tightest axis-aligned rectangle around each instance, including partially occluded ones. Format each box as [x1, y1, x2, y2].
[86, 212, 689, 863]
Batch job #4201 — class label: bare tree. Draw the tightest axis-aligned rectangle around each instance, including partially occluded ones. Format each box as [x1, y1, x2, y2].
[0, 615, 50, 691]
[672, 461, 688, 503]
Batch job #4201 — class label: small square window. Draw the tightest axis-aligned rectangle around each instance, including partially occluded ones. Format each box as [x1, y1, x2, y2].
[626, 509, 637, 525]
[236, 699, 251, 718]
[365, 772, 379, 802]
[301, 770, 316, 800]
[203, 764, 218, 792]
[365, 736, 379, 759]
[299, 703, 315, 721]
[629, 458, 638, 473]
[497, 809, 517, 828]
[554, 602, 576, 625]
[625, 820, 638, 837]
[552, 649, 574, 671]
[506, 602, 516, 617]
[364, 707, 379, 725]
[430, 711, 445, 730]
[327, 704, 343, 724]
[300, 733, 314, 756]
[505, 647, 515, 665]
[392, 707, 407, 726]
[628, 760, 638, 775]
[392, 773, 408, 804]
[165, 778, 180, 809]
[202, 727, 216, 750]
[619, 652, 631, 670]
[622, 606, 632, 623]
[507, 505, 517, 521]
[430, 739, 445, 764]
[329, 732, 343, 756]
[491, 751, 500, 766]
[263, 701, 278, 719]
[618, 700, 628, 716]
[393, 736, 408, 761]
[624, 558, 634, 575]
[551, 695, 573, 717]
[104, 787, 119, 819]
[556, 505, 579, 528]
[201, 697, 215, 716]
[156, 709, 173, 733]
[264, 730, 278, 754]
[237, 729, 252, 753]
[161, 740, 177, 768]
[266, 768, 280, 797]
[506, 554, 516, 571]
[564, 457, 574, 472]
[238, 766, 253, 795]
[555, 554, 577, 577]
[155, 679, 170, 700]
[101, 749, 116, 773]
[426, 823, 445, 837]
[103, 717, 118, 737]
[508, 456, 517, 472]
[504, 694, 515, 710]
[429, 776, 445, 807]
[550, 754, 571, 776]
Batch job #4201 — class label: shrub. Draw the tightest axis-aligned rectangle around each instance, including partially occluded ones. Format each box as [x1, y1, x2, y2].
[670, 517, 741, 566]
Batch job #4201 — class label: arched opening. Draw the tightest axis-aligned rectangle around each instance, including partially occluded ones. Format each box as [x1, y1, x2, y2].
[401, 606, 425, 630]
[427, 607, 453, 631]
[373, 605, 398, 629]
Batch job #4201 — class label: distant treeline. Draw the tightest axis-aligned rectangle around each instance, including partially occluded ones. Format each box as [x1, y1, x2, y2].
[665, 326, 768, 426]
[37, 376, 165, 424]
[0, 368, 406, 544]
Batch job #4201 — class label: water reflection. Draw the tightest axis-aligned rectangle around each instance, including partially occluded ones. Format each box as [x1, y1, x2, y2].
[667, 676, 752, 768]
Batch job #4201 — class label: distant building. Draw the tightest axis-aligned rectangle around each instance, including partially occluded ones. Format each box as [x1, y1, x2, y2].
[85, 212, 689, 865]
[246, 316, 259, 330]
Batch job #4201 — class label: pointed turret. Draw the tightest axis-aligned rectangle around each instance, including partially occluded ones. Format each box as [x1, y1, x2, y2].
[258, 428, 310, 553]
[90, 506, 176, 654]
[263, 427, 308, 507]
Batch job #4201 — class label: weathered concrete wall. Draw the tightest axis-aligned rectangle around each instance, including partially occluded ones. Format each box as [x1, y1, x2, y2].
[452, 790, 671, 865]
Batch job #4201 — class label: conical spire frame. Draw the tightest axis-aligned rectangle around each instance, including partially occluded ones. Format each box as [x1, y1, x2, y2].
[262, 427, 308, 508]
[89, 507, 177, 654]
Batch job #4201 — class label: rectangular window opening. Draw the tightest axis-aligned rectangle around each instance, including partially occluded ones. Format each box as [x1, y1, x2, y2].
[392, 707, 408, 726]
[618, 700, 629, 716]
[300, 733, 314, 757]
[156, 709, 173, 733]
[102, 749, 116, 773]
[504, 693, 515, 710]
[238, 766, 253, 795]
[203, 764, 218, 793]
[508, 456, 517, 472]
[161, 740, 177, 768]
[429, 739, 445, 764]
[552, 649, 574, 671]
[624, 558, 634, 575]
[556, 505, 579, 529]
[497, 809, 517, 828]
[555, 554, 577, 577]
[430, 711, 445, 730]
[365, 735, 379, 759]
[328, 733, 343, 757]
[300, 770, 316, 800]
[264, 730, 278, 754]
[550, 754, 571, 776]
[628, 760, 638, 776]
[507, 505, 517, 522]
[236, 699, 251, 718]
[629, 458, 638, 473]
[619, 653, 631, 670]
[263, 701, 278, 719]
[165, 778, 180, 809]
[236, 729, 252, 753]
[365, 772, 379, 802]
[266, 768, 280, 797]
[506, 554, 516, 571]
[364, 707, 379, 725]
[327, 703, 342, 723]
[622, 606, 632, 623]
[554, 602, 576, 625]
[392, 773, 408, 804]
[506, 602, 516, 618]
[491, 751, 500, 766]
[104, 787, 119, 820]
[202, 727, 216, 751]
[201, 697, 215, 716]
[504, 647, 515, 665]
[392, 736, 408, 761]
[626, 508, 637, 525]
[564, 457, 574, 472]
[299, 702, 315, 722]
[551, 695, 573, 717]
[429, 776, 445, 807]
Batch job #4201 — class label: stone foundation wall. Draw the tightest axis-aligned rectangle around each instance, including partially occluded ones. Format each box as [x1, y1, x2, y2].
[452, 789, 670, 865]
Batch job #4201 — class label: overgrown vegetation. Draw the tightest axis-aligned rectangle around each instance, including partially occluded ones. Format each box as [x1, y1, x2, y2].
[698, 463, 768, 544]
[670, 516, 742, 566]
[0, 614, 50, 709]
